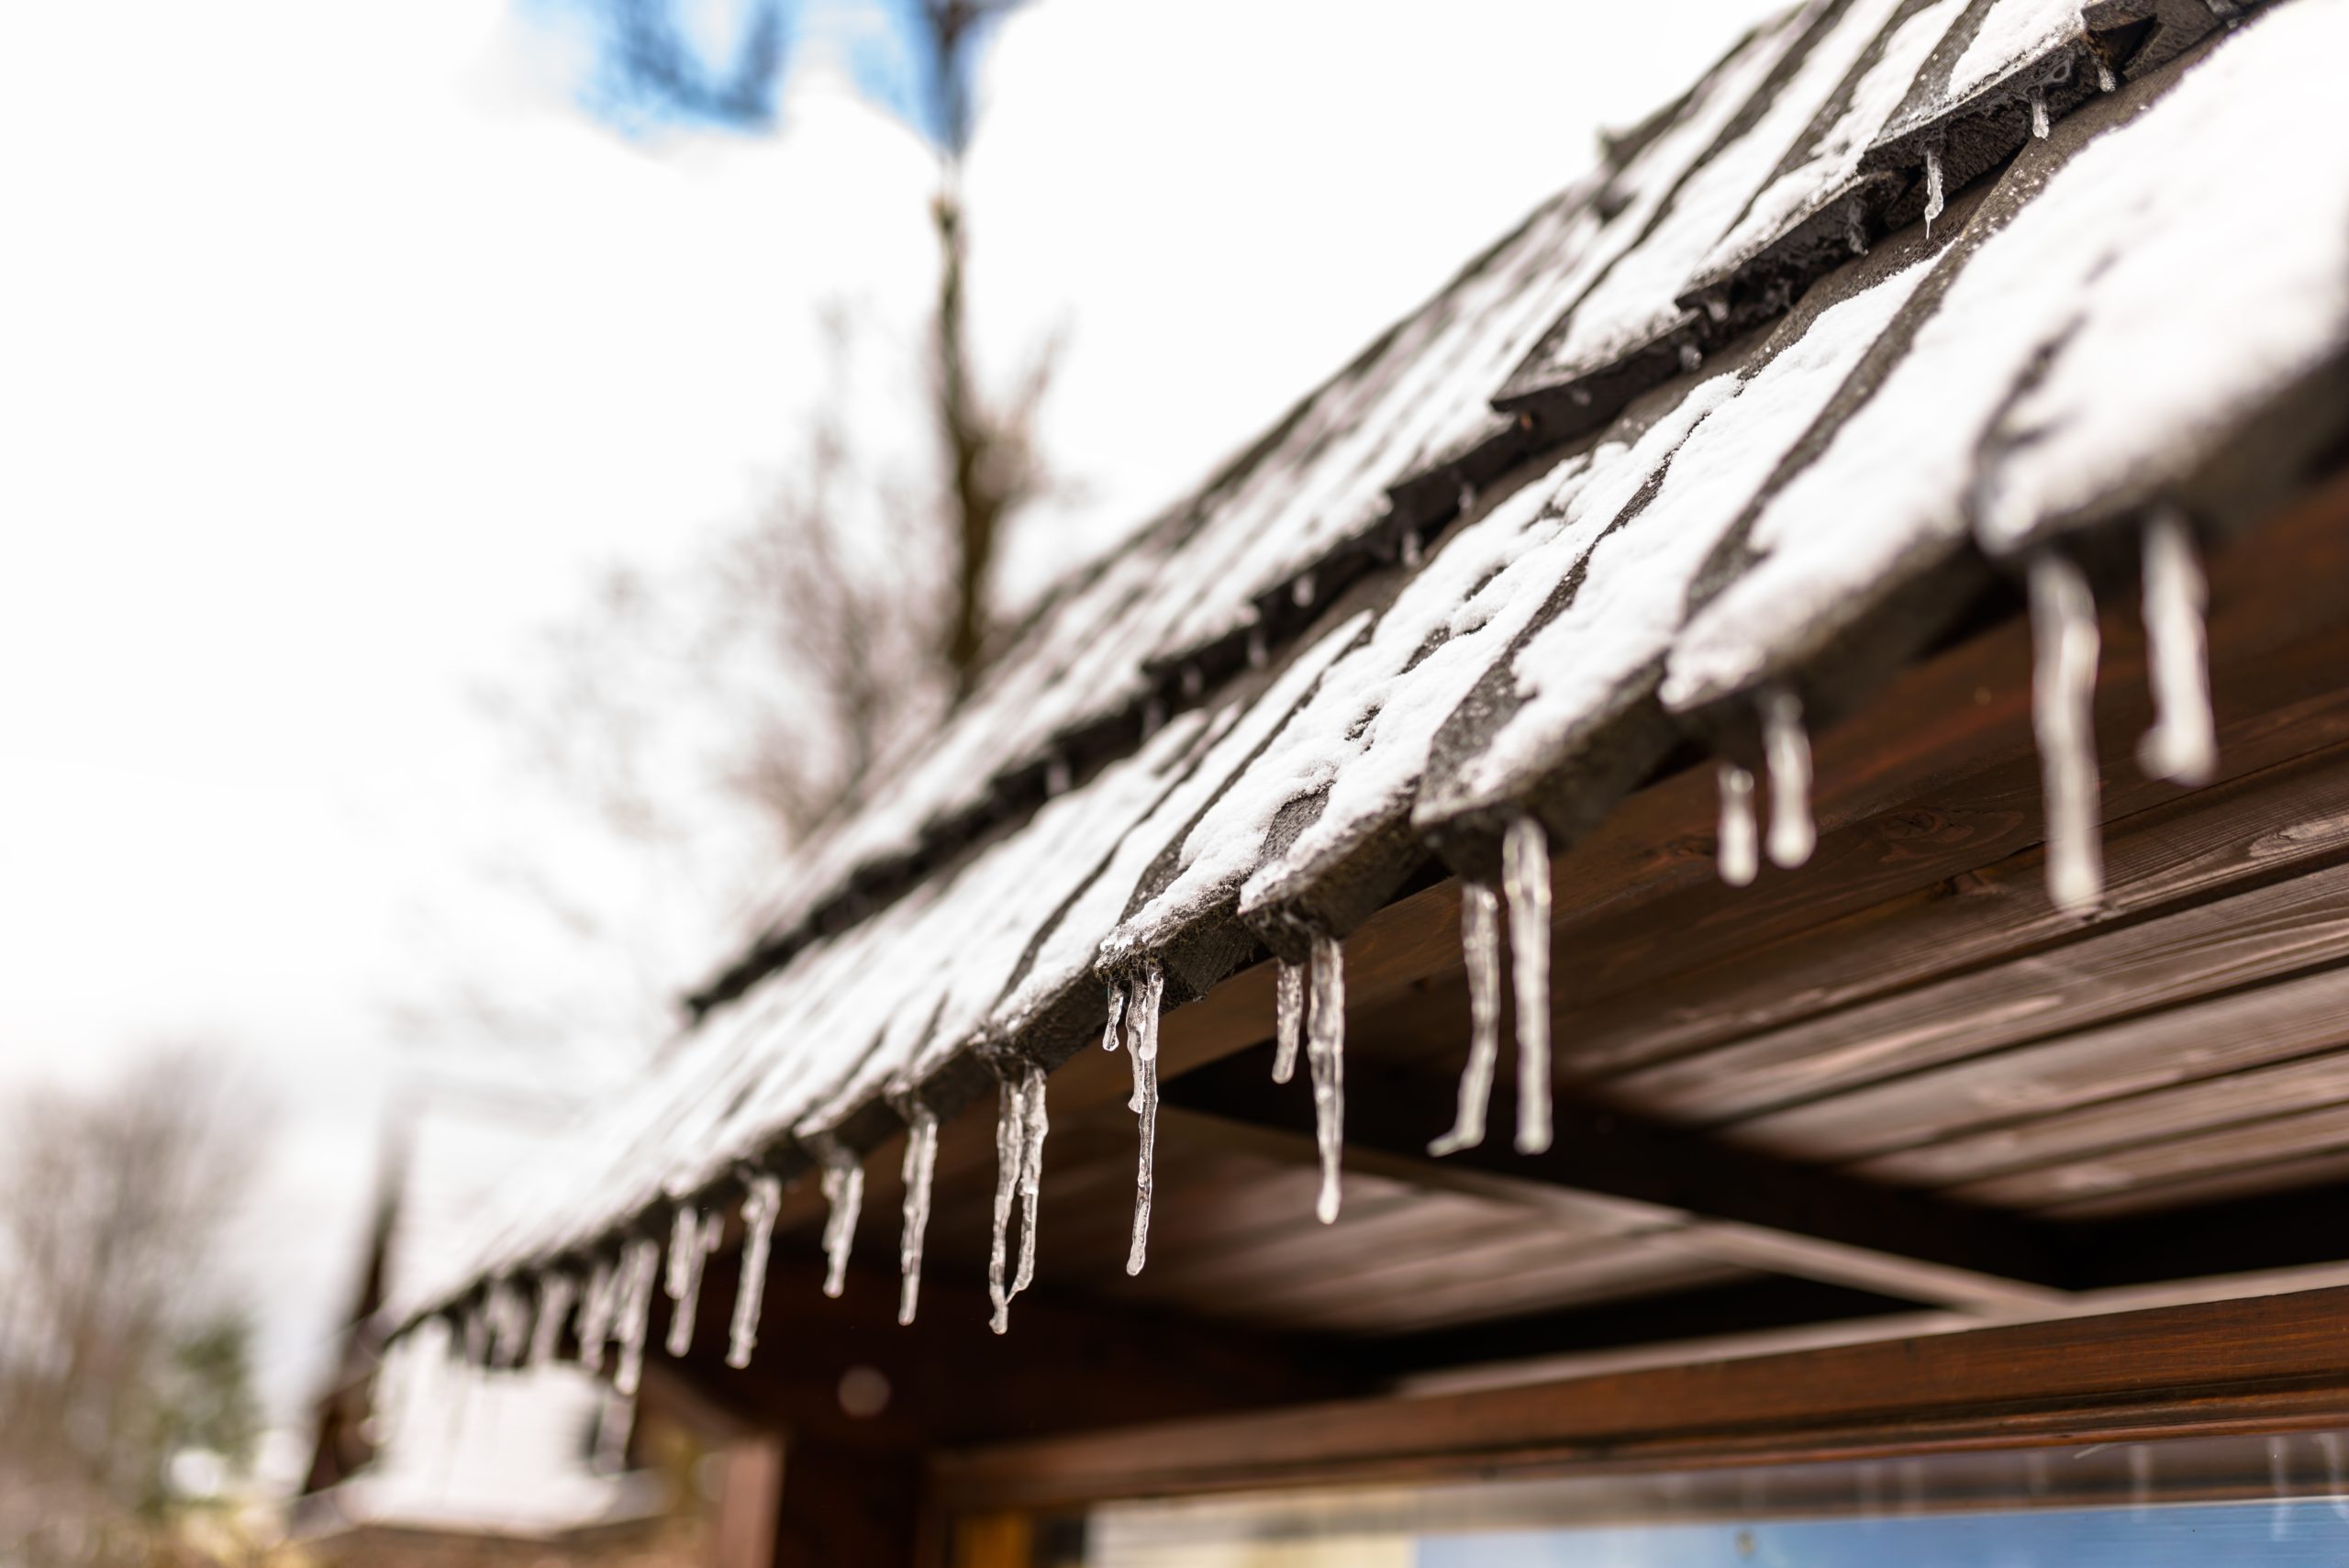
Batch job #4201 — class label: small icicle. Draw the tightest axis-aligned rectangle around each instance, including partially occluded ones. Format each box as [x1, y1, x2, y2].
[486, 1282, 529, 1368]
[1570, 385, 1592, 407]
[1142, 695, 1166, 736]
[1678, 342, 1703, 373]
[1430, 883, 1503, 1156]
[1012, 1063, 1049, 1295]
[1717, 762, 1759, 887]
[1101, 979, 1126, 1052]
[1272, 957, 1306, 1084]
[462, 1305, 488, 1368]
[1456, 480, 1478, 519]
[1399, 528, 1424, 569]
[1247, 623, 1269, 669]
[896, 1104, 939, 1328]
[1306, 931, 1347, 1223]
[611, 1238, 660, 1398]
[2029, 553, 2105, 916]
[817, 1141, 864, 1301]
[2136, 508, 2216, 786]
[1922, 141, 1945, 237]
[1501, 817, 1553, 1155]
[529, 1273, 574, 1368]
[986, 1069, 1028, 1333]
[1292, 571, 1318, 609]
[1702, 292, 1730, 325]
[663, 1207, 716, 1359]
[2204, 0, 2239, 17]
[728, 1173, 782, 1368]
[576, 1259, 618, 1373]
[1180, 662, 1204, 699]
[1124, 963, 1166, 1273]
[1045, 753, 1072, 796]
[2095, 54, 2117, 93]
[1759, 687, 1816, 870]
[1843, 200, 1869, 257]
[2029, 84, 2050, 139]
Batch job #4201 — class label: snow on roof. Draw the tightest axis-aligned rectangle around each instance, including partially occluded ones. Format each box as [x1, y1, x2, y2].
[402, 0, 2348, 1332]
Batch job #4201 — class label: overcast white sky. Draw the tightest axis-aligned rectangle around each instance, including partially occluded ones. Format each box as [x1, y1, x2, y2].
[0, 0, 1786, 1437]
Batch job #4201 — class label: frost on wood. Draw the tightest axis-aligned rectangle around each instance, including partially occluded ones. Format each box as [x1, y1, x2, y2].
[987, 1061, 1051, 1330]
[662, 1207, 718, 1358]
[1502, 817, 1554, 1155]
[728, 1173, 782, 1369]
[1721, 762, 1762, 894]
[2137, 509, 2216, 786]
[1760, 686, 1818, 869]
[1430, 883, 1504, 1156]
[611, 1238, 661, 1398]
[2030, 553, 2104, 917]
[817, 1140, 864, 1301]
[1306, 932, 1347, 1224]
[896, 1104, 940, 1328]
[1272, 958, 1306, 1085]
[1122, 963, 1166, 1274]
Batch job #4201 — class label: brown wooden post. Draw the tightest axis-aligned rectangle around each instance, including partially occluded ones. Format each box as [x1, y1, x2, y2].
[769, 1436, 927, 1567]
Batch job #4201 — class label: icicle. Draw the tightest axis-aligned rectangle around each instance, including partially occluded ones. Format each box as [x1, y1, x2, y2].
[576, 1259, 618, 1373]
[1292, 571, 1318, 609]
[1045, 753, 1072, 795]
[2136, 508, 2216, 786]
[1101, 979, 1126, 1052]
[1306, 931, 1347, 1223]
[1502, 817, 1553, 1155]
[2096, 55, 2117, 93]
[1012, 1063, 1049, 1296]
[1843, 200, 1869, 257]
[1400, 528, 1424, 569]
[1180, 662, 1204, 699]
[1124, 963, 1166, 1273]
[2029, 553, 2105, 916]
[663, 1207, 717, 1358]
[1271, 957, 1306, 1084]
[896, 1105, 939, 1327]
[462, 1305, 488, 1368]
[529, 1273, 574, 1368]
[594, 1386, 636, 1473]
[1570, 385, 1592, 407]
[2204, 0, 2239, 17]
[817, 1141, 864, 1300]
[986, 1069, 1028, 1333]
[1247, 623, 1269, 670]
[486, 1281, 530, 1368]
[1430, 883, 1503, 1155]
[1922, 142, 1945, 237]
[1759, 687, 1816, 869]
[611, 1238, 660, 1398]
[1717, 762, 1759, 887]
[1678, 342, 1703, 373]
[727, 1173, 781, 1369]
[2029, 84, 2050, 139]
[1702, 292, 1730, 325]
[1456, 480, 1479, 519]
[1142, 695, 1166, 736]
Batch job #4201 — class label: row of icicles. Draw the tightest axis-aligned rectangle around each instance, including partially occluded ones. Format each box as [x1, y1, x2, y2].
[450, 513, 2216, 1369]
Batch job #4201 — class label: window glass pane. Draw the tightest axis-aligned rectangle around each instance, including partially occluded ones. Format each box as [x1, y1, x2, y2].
[1054, 1430, 2349, 1566]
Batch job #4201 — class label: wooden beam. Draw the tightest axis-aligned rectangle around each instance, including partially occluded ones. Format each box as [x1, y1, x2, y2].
[1159, 1053, 2068, 1311]
[930, 1284, 2349, 1511]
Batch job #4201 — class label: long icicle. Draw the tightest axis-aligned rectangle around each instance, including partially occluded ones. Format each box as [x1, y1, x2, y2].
[1760, 687, 1817, 869]
[576, 1259, 618, 1373]
[817, 1140, 864, 1301]
[1503, 816, 1554, 1155]
[2137, 507, 2216, 786]
[1717, 762, 1759, 886]
[1125, 963, 1166, 1273]
[1012, 1062, 1049, 1296]
[2030, 553, 2105, 915]
[896, 1104, 940, 1327]
[663, 1207, 716, 1358]
[611, 1238, 661, 1398]
[986, 1067, 1029, 1332]
[727, 1173, 782, 1369]
[1272, 958, 1306, 1084]
[1307, 931, 1346, 1223]
[529, 1273, 574, 1368]
[1430, 884, 1503, 1155]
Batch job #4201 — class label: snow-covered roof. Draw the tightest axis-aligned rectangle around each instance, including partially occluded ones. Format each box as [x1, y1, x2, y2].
[401, 0, 2349, 1338]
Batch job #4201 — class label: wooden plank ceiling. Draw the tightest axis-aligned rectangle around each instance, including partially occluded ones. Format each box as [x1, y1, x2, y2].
[754, 472, 2349, 1383]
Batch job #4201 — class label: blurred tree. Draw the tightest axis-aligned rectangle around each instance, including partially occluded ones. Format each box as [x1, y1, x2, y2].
[0, 1051, 262, 1562]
